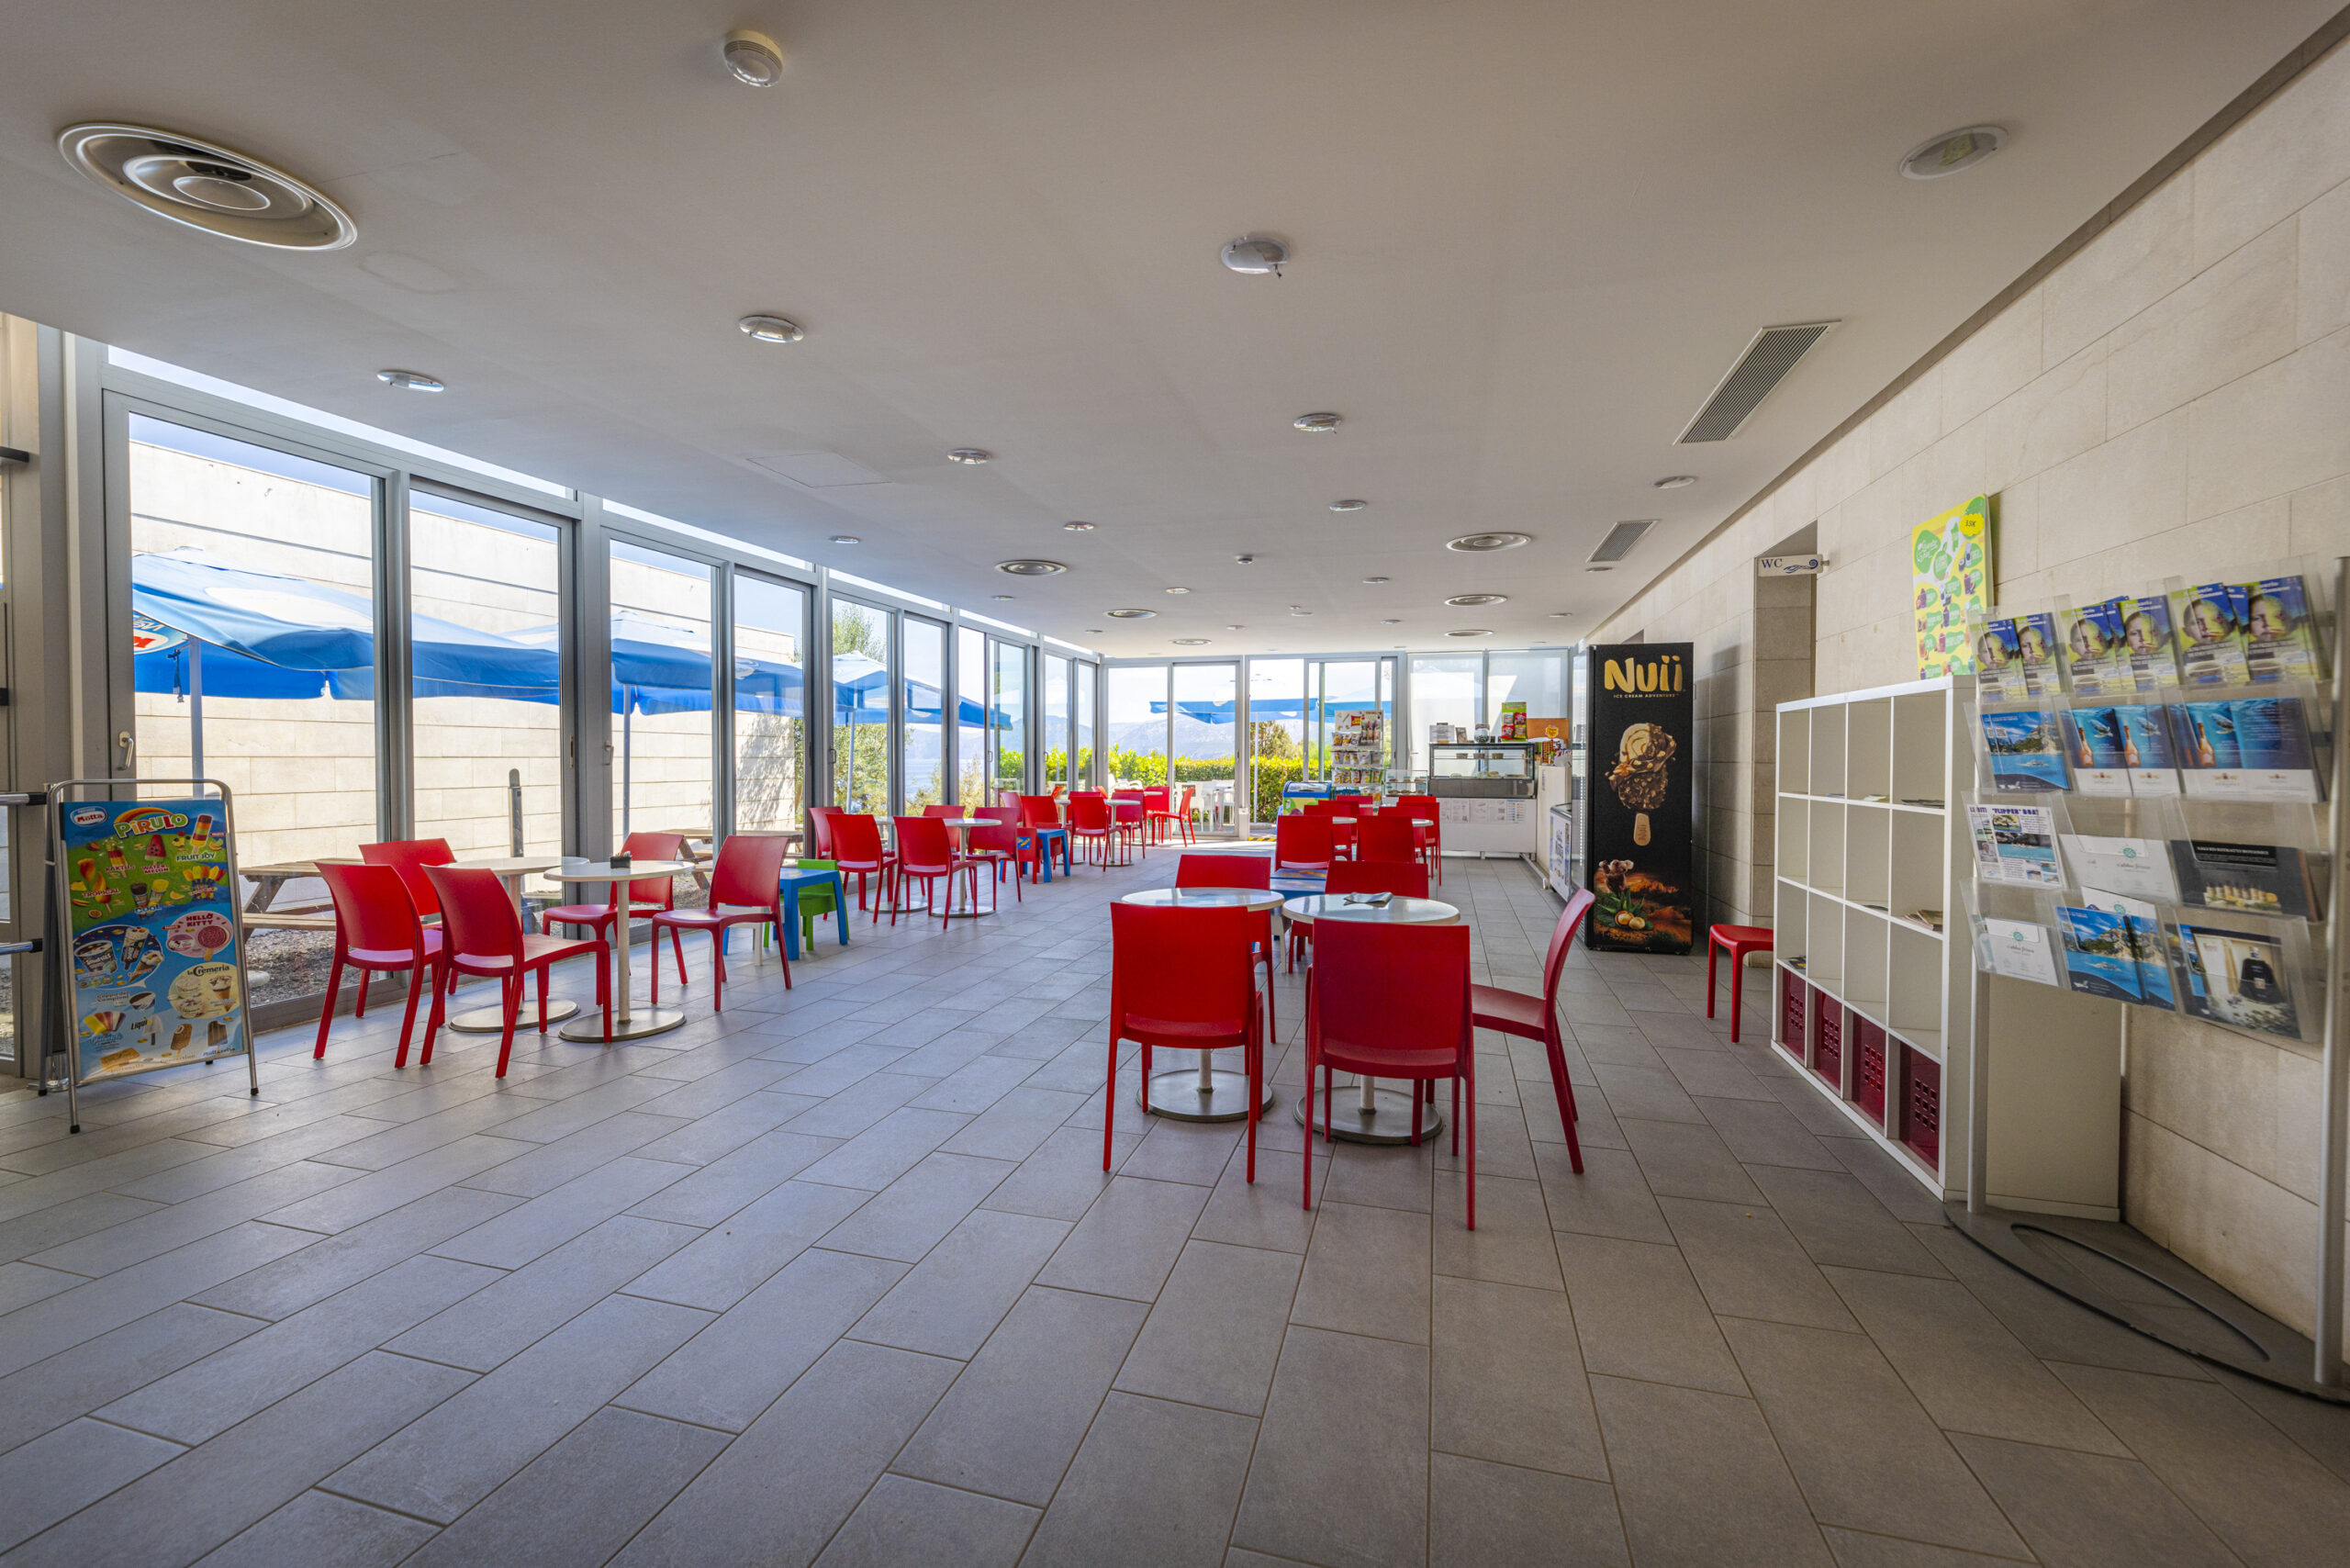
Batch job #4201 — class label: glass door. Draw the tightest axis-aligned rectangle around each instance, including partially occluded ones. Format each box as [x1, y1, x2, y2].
[610, 542, 715, 846]
[1043, 656, 1071, 788]
[1171, 662, 1238, 834]
[1106, 666, 1168, 791]
[901, 616, 946, 809]
[733, 572, 808, 835]
[1314, 659, 1389, 796]
[830, 597, 892, 812]
[990, 640, 1028, 804]
[1248, 657, 1305, 824]
[1073, 661, 1097, 787]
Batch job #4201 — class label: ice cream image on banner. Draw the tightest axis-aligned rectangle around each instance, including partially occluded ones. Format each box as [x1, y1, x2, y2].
[1606, 722, 1674, 846]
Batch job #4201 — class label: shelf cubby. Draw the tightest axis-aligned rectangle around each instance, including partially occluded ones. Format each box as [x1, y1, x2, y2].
[1847, 697, 1893, 801]
[1887, 812, 1945, 930]
[1806, 890, 1844, 994]
[1892, 689, 1949, 804]
[1778, 709, 1811, 795]
[1888, 923, 1943, 1045]
[1843, 908, 1889, 1009]
[1845, 805, 1891, 911]
[1808, 704, 1847, 798]
[1776, 806, 1808, 889]
[1806, 801, 1844, 894]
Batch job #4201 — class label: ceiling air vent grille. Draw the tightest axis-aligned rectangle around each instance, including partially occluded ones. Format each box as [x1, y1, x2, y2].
[1677, 321, 1837, 443]
[1589, 520, 1657, 565]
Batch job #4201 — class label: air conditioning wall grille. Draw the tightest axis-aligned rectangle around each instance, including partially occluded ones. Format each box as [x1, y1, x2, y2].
[1677, 321, 1837, 443]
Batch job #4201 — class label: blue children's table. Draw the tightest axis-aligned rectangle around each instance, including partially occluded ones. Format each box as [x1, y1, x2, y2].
[777, 865, 848, 960]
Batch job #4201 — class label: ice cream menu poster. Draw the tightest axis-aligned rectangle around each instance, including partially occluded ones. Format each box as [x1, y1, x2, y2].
[60, 798, 247, 1082]
[1912, 495, 1993, 680]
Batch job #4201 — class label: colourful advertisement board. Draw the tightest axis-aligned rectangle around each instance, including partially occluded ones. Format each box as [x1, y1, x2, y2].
[1912, 495, 1994, 679]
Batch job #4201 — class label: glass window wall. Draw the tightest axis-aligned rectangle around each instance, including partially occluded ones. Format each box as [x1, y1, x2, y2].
[609, 541, 714, 845]
[991, 640, 1028, 803]
[1487, 649, 1568, 727]
[956, 626, 987, 804]
[1248, 657, 1305, 822]
[830, 598, 890, 813]
[733, 572, 808, 834]
[1043, 656, 1071, 787]
[1107, 666, 1167, 789]
[901, 616, 946, 809]
[1074, 661, 1097, 787]
[1170, 662, 1237, 833]
[1408, 654, 1483, 775]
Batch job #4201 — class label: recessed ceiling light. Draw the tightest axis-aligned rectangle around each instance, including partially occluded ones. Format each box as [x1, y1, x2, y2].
[1585, 566, 1613, 573]
[1292, 412, 1343, 433]
[737, 314, 802, 343]
[1225, 624, 1244, 631]
[991, 594, 1013, 601]
[947, 448, 992, 465]
[1548, 610, 1574, 618]
[1234, 554, 1256, 565]
[1165, 586, 1192, 595]
[1381, 619, 1401, 625]
[1446, 593, 1507, 607]
[1105, 608, 1156, 619]
[829, 534, 861, 544]
[1900, 124, 2007, 180]
[1329, 498, 1368, 512]
[1087, 628, 1105, 634]
[1173, 637, 1212, 645]
[1447, 532, 1531, 554]
[996, 559, 1066, 576]
[722, 28, 786, 86]
[1362, 576, 1389, 584]
[1062, 521, 1096, 532]
[1447, 629, 1493, 638]
[377, 369, 442, 392]
[1220, 236, 1289, 274]
[1290, 610, 1313, 617]
[1653, 475, 1697, 489]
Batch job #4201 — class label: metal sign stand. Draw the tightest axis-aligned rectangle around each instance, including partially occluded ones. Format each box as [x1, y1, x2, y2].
[44, 778, 259, 1135]
[2315, 556, 2349, 1386]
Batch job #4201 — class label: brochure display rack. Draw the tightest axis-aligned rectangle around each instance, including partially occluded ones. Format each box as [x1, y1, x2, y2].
[1329, 710, 1385, 795]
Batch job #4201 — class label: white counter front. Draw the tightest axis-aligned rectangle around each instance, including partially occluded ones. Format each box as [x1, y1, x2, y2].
[1438, 797, 1539, 857]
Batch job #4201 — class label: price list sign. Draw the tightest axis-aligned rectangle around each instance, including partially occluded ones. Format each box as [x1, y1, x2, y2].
[56, 795, 252, 1084]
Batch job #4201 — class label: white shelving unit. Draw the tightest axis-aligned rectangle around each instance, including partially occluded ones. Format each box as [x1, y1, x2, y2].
[1773, 678, 1977, 1200]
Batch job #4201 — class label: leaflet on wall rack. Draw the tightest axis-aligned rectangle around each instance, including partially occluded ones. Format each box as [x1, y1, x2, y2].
[2116, 591, 2183, 692]
[1980, 917, 2060, 985]
[1969, 804, 2064, 886]
[1979, 710, 2070, 791]
[2058, 599, 2134, 698]
[2167, 839, 2316, 920]
[2059, 834, 2179, 902]
[2172, 583, 2254, 686]
[2244, 574, 2325, 683]
[2053, 902, 2143, 1002]
[2178, 922, 2301, 1040]
[2060, 705, 2133, 795]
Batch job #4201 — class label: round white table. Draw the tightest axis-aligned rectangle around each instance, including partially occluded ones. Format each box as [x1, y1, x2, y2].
[1286, 892, 1463, 1145]
[1117, 886, 1286, 1123]
[935, 818, 996, 917]
[537, 859, 696, 1042]
[445, 857, 573, 1033]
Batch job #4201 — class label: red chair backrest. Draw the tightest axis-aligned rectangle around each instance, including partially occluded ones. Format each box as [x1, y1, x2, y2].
[1396, 794, 1439, 823]
[708, 834, 789, 908]
[1111, 902, 1255, 1039]
[1331, 796, 1370, 811]
[360, 838, 455, 919]
[1327, 860, 1429, 899]
[1357, 816, 1418, 865]
[615, 832, 687, 907]
[923, 804, 957, 818]
[1176, 854, 1271, 891]
[1178, 786, 1196, 814]
[807, 807, 838, 857]
[1274, 814, 1335, 868]
[1303, 800, 1339, 815]
[1309, 920, 1472, 1068]
[1143, 787, 1169, 812]
[319, 862, 428, 956]
[1069, 795, 1112, 831]
[893, 815, 954, 873]
[1018, 794, 1060, 827]
[422, 864, 523, 964]
[1543, 890, 1596, 1011]
[969, 806, 1020, 857]
[830, 812, 886, 867]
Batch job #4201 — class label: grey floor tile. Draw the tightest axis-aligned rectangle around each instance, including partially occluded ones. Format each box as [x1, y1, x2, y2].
[0, 1304, 257, 1456]
[622, 1179, 867, 1311]
[851, 1206, 1072, 1359]
[1023, 1392, 1258, 1568]
[1539, 1143, 1672, 1244]
[612, 1339, 959, 1568]
[1722, 1317, 2027, 1558]
[1292, 1200, 1432, 1344]
[1659, 1047, 1775, 1103]
[1592, 1063, 1708, 1125]
[1192, 1146, 1328, 1255]
[1319, 1139, 1437, 1214]
[1037, 1175, 1209, 1301]
[462, 1108, 691, 1196]
[1572, 1025, 1667, 1070]
[5, 1350, 472, 1568]
[936, 1086, 1088, 1163]
[2210, 1365, 2350, 1484]
[387, 1213, 698, 1371]
[1910, 1226, 2209, 1378]
[1434, 1170, 1561, 1288]
[1122, 1117, 1247, 1187]
[894, 1284, 1145, 1505]
[26, 1160, 355, 1278]
[904, 1052, 1037, 1114]
[1116, 1239, 1301, 1416]
[1824, 1266, 2126, 1455]
[818, 1150, 1014, 1261]
[621, 1246, 905, 1431]
[0, 1220, 314, 1379]
[1744, 1166, 1949, 1277]
[1694, 1094, 1845, 1169]
[401, 1407, 729, 1568]
[0, 1262, 79, 1316]
[982, 1125, 1136, 1221]
[261, 1136, 536, 1234]
[1660, 1196, 1858, 1331]
[1432, 1275, 1606, 1480]
[1232, 1325, 1428, 1568]
[1429, 1452, 1629, 1568]
[1591, 1374, 1832, 1568]
[1828, 1137, 1948, 1225]
[0, 1417, 185, 1553]
[1620, 1117, 1766, 1204]
[812, 1473, 1037, 1568]
[326, 1292, 711, 1523]
[0, 1193, 166, 1266]
[795, 1106, 972, 1191]
[189, 1185, 521, 1322]
[625, 1126, 843, 1226]
[428, 1154, 685, 1269]
[1818, 1529, 2035, 1566]
[192, 1491, 440, 1568]
[1948, 1430, 2237, 1567]
[1555, 1231, 1746, 1394]
[630, 1084, 820, 1165]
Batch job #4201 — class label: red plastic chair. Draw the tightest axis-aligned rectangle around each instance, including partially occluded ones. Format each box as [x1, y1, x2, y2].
[890, 815, 982, 925]
[313, 862, 444, 1069]
[1105, 902, 1266, 1181]
[806, 806, 839, 857]
[1176, 853, 1280, 1035]
[923, 803, 958, 818]
[539, 831, 688, 987]
[1292, 860, 1431, 969]
[1356, 815, 1419, 866]
[1707, 923, 1775, 1043]
[1472, 890, 1594, 1173]
[1069, 793, 1118, 869]
[1018, 794, 1069, 879]
[1140, 786, 1171, 844]
[647, 834, 792, 1010]
[1304, 919, 1475, 1226]
[1148, 785, 1199, 846]
[420, 865, 608, 1077]
[828, 812, 895, 916]
[966, 806, 1024, 903]
[1395, 795, 1443, 885]
[359, 837, 455, 920]
[1274, 814, 1336, 875]
[1111, 790, 1149, 857]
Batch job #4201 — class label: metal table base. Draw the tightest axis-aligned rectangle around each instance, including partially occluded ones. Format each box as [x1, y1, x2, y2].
[1143, 1057, 1275, 1122]
[446, 998, 578, 1034]
[558, 1000, 688, 1043]
[1292, 1077, 1445, 1145]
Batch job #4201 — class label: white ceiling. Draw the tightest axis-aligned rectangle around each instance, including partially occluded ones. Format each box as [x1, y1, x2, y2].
[0, 1, 2333, 655]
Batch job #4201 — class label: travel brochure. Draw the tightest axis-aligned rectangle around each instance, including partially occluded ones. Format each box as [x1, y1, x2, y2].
[2167, 839, 2315, 920]
[2055, 897, 2172, 1008]
[1980, 918, 2059, 985]
[1981, 573, 2323, 699]
[1979, 710, 2070, 791]
[2177, 923, 2300, 1039]
[1969, 804, 2063, 886]
[2058, 834, 2180, 902]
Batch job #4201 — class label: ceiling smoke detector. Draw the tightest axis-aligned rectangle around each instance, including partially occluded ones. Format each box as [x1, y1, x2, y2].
[1104, 608, 1156, 620]
[1446, 593, 1507, 607]
[737, 314, 802, 342]
[1548, 610, 1574, 618]
[1329, 498, 1368, 512]
[1382, 619, 1401, 625]
[1220, 236, 1289, 275]
[1446, 532, 1531, 554]
[377, 370, 442, 392]
[722, 29, 786, 86]
[1165, 586, 1192, 595]
[1225, 624, 1244, 631]
[996, 559, 1067, 576]
[58, 123, 357, 250]
[1292, 412, 1342, 433]
[946, 448, 992, 465]
[1900, 124, 2007, 180]
[991, 594, 1013, 601]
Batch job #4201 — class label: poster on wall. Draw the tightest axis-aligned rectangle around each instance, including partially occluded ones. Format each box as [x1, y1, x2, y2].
[1580, 644, 1694, 954]
[56, 795, 252, 1084]
[1912, 495, 1994, 679]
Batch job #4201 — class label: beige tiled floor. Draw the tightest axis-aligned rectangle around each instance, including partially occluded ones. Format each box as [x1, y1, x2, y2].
[4, 850, 2349, 1566]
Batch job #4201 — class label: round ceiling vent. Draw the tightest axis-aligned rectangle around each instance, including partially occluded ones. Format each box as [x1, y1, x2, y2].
[996, 559, 1067, 577]
[1104, 608, 1156, 620]
[1446, 532, 1531, 554]
[58, 124, 356, 250]
[1446, 593, 1507, 607]
[1900, 125, 2007, 180]
[1292, 412, 1343, 433]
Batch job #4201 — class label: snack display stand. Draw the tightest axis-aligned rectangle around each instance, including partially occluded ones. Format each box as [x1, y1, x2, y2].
[1329, 710, 1385, 796]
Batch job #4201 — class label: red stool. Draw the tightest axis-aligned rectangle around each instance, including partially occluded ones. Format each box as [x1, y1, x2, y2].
[1707, 924, 1774, 1042]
